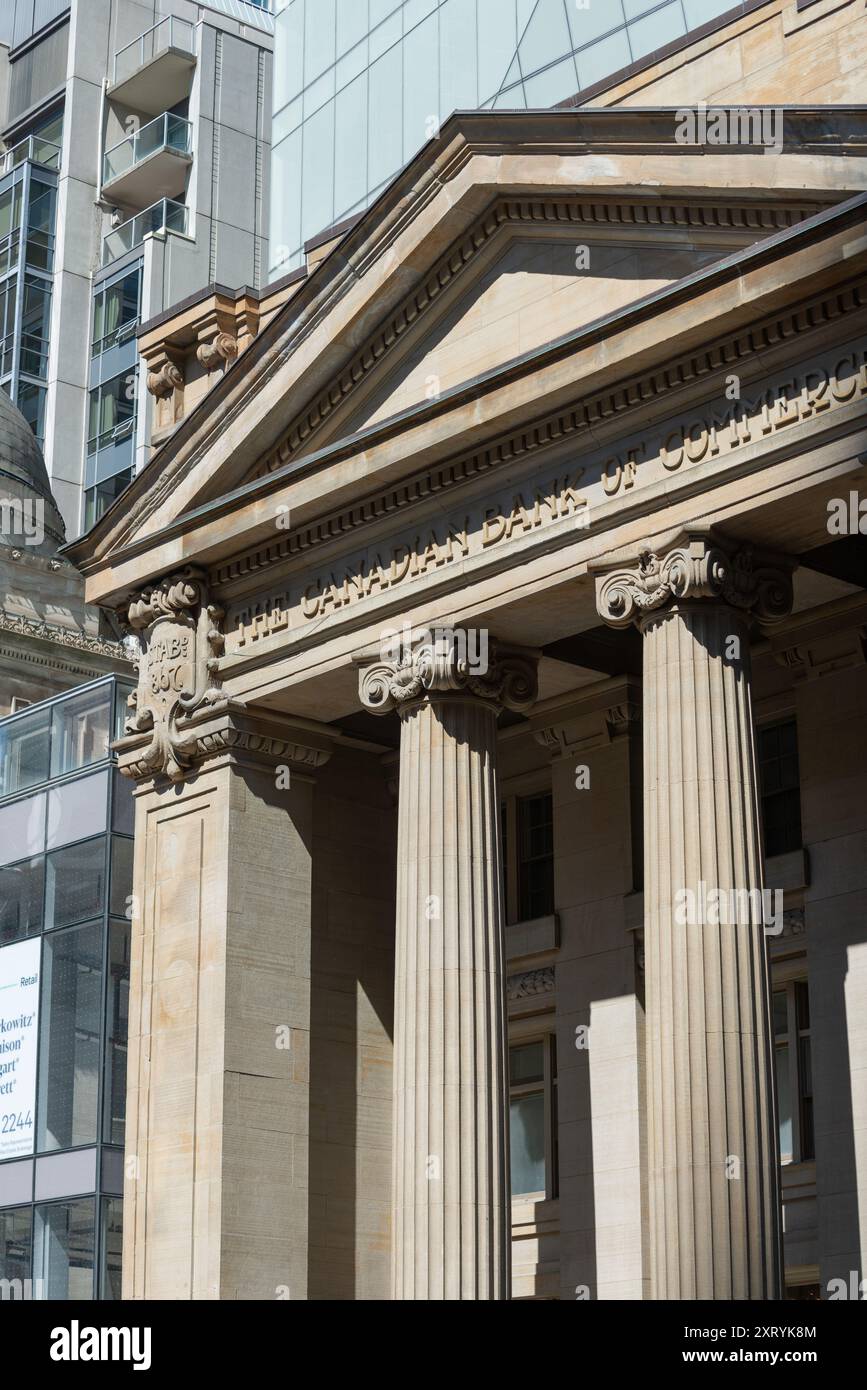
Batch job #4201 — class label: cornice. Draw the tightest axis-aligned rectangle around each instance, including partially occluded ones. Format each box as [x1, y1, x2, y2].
[0, 613, 129, 662]
[211, 277, 867, 592]
[116, 703, 333, 784]
[65, 161, 867, 579]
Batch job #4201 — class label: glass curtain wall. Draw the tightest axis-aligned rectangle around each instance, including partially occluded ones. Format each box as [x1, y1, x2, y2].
[0, 110, 61, 444]
[271, 0, 741, 274]
[85, 260, 142, 530]
[0, 678, 134, 1301]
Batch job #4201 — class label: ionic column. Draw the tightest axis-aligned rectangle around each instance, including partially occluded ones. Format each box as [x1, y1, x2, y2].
[359, 631, 538, 1300]
[595, 532, 794, 1300]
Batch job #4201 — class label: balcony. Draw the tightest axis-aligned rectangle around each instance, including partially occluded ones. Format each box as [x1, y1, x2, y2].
[102, 198, 188, 266]
[107, 16, 197, 117]
[102, 113, 192, 207]
[1, 133, 61, 176]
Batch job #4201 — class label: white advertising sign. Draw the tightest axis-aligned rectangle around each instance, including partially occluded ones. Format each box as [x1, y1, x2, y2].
[0, 936, 41, 1159]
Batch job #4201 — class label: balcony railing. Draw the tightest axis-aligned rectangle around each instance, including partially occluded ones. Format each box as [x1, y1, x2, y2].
[103, 113, 192, 190]
[1, 134, 61, 175]
[102, 198, 188, 265]
[112, 16, 197, 88]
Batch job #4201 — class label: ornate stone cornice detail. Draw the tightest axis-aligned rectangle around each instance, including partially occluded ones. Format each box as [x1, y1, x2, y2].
[358, 632, 538, 718]
[123, 567, 228, 782]
[252, 195, 822, 479]
[214, 279, 866, 591]
[595, 533, 795, 631]
[197, 332, 239, 372]
[780, 909, 806, 941]
[116, 703, 333, 783]
[507, 967, 555, 1002]
[146, 359, 184, 399]
[0, 612, 130, 661]
[771, 626, 867, 680]
[533, 698, 641, 757]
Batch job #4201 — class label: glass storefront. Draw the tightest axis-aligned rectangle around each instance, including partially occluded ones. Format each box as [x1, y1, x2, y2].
[0, 677, 134, 1300]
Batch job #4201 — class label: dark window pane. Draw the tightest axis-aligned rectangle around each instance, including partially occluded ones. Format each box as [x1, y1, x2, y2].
[109, 836, 134, 920]
[517, 792, 554, 921]
[111, 769, 135, 835]
[34, 1198, 95, 1300]
[99, 1196, 123, 1299]
[103, 920, 131, 1146]
[510, 1042, 545, 1085]
[44, 838, 105, 930]
[796, 980, 810, 1032]
[0, 856, 44, 944]
[37, 921, 103, 1152]
[758, 721, 802, 857]
[0, 1206, 31, 1291]
[799, 1036, 814, 1161]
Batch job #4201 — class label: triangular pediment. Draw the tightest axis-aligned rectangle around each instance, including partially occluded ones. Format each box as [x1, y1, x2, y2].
[65, 108, 865, 592]
[331, 221, 760, 443]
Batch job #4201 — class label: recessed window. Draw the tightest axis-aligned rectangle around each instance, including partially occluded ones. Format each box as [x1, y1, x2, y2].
[517, 792, 554, 921]
[509, 1036, 558, 1199]
[773, 980, 814, 1165]
[758, 720, 802, 858]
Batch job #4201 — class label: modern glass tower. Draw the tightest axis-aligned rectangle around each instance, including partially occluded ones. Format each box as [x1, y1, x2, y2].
[0, 676, 135, 1299]
[270, 0, 744, 276]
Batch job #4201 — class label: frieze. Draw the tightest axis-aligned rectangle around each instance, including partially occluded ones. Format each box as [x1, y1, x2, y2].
[214, 283, 867, 595]
[221, 338, 864, 653]
[507, 967, 555, 1002]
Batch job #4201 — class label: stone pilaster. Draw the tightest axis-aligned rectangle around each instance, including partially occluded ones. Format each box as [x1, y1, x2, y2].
[595, 532, 794, 1300]
[117, 571, 333, 1299]
[359, 629, 538, 1299]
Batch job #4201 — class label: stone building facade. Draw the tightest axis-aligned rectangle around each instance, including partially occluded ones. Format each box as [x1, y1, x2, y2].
[68, 1, 867, 1300]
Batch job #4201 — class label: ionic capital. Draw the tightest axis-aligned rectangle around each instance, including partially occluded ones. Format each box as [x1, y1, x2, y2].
[357, 627, 539, 718]
[594, 531, 795, 631]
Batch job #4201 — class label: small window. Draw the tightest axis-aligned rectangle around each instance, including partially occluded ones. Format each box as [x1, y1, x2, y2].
[517, 792, 554, 921]
[509, 1036, 558, 1199]
[758, 720, 802, 858]
[773, 980, 814, 1165]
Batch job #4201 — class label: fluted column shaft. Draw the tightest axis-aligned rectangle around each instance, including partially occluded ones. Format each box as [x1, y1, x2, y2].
[393, 694, 507, 1299]
[359, 631, 538, 1300]
[596, 533, 793, 1300]
[642, 602, 779, 1299]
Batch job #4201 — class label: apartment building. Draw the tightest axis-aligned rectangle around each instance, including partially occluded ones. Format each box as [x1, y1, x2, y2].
[0, 0, 274, 538]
